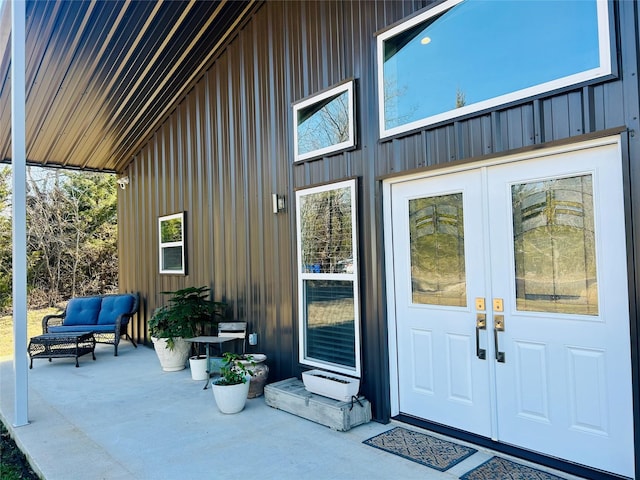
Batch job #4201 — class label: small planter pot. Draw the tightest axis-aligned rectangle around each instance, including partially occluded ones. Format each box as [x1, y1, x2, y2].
[189, 355, 208, 381]
[151, 337, 190, 372]
[302, 369, 360, 402]
[211, 379, 250, 414]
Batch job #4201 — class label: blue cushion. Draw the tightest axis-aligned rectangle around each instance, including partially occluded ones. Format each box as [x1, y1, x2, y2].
[49, 325, 115, 333]
[98, 295, 135, 325]
[64, 297, 101, 326]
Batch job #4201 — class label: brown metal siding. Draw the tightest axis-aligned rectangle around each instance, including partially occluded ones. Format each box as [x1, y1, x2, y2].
[119, 1, 640, 431]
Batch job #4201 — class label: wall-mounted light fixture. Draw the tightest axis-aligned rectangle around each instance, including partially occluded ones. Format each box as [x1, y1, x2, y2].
[116, 175, 130, 190]
[272, 193, 286, 214]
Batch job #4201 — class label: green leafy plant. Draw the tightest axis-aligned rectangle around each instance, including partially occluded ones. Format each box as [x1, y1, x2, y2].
[214, 352, 255, 386]
[149, 286, 225, 350]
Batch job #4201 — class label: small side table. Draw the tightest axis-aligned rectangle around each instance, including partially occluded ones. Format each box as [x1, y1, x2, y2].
[185, 336, 235, 389]
[28, 332, 96, 368]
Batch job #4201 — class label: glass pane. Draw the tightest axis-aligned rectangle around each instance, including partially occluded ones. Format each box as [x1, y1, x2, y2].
[383, 0, 600, 130]
[409, 193, 466, 306]
[512, 175, 598, 315]
[305, 280, 355, 368]
[299, 186, 353, 274]
[297, 90, 350, 156]
[161, 246, 183, 272]
[160, 218, 182, 243]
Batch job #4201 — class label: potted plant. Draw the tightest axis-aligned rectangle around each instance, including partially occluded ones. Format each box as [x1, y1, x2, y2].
[211, 352, 255, 414]
[149, 286, 225, 372]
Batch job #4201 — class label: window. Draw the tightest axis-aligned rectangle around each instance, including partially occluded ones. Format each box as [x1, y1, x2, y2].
[296, 179, 361, 376]
[158, 212, 186, 275]
[377, 0, 611, 138]
[512, 175, 598, 315]
[293, 81, 355, 162]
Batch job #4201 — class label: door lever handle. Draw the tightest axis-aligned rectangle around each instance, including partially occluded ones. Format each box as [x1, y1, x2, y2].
[476, 314, 486, 360]
[494, 314, 505, 363]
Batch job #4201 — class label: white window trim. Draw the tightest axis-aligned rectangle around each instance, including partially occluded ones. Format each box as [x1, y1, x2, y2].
[377, 0, 612, 138]
[296, 179, 361, 377]
[293, 81, 355, 162]
[158, 212, 185, 275]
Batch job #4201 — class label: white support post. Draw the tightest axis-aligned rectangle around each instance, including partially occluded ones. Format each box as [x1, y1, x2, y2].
[11, 0, 29, 427]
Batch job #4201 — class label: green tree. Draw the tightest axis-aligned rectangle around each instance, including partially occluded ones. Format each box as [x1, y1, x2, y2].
[26, 167, 118, 307]
[0, 167, 11, 312]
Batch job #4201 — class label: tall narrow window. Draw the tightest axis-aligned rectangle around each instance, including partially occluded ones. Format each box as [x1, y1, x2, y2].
[293, 81, 355, 162]
[296, 180, 361, 376]
[158, 212, 186, 275]
[377, 0, 611, 137]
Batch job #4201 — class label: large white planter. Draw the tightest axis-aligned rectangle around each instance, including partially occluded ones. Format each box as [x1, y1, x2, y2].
[302, 369, 360, 402]
[189, 355, 208, 380]
[211, 380, 250, 414]
[151, 336, 190, 372]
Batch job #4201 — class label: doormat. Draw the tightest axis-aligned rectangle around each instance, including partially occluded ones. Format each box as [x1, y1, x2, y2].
[363, 427, 477, 471]
[459, 456, 566, 480]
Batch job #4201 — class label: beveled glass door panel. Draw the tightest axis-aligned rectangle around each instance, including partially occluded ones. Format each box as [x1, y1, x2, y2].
[512, 175, 598, 315]
[409, 193, 466, 306]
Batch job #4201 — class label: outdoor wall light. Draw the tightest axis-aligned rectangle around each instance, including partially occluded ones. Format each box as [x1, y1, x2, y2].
[272, 193, 286, 214]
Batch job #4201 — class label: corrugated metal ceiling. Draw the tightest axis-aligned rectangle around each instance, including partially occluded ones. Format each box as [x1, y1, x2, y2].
[0, 0, 255, 173]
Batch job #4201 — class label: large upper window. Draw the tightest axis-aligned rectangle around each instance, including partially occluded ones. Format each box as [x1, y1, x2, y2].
[377, 0, 611, 138]
[296, 179, 361, 376]
[293, 81, 355, 162]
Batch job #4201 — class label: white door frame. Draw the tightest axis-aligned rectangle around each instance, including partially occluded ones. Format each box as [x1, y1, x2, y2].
[383, 134, 628, 419]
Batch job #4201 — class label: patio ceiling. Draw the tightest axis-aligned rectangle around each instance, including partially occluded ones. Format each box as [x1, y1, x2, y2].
[0, 0, 255, 173]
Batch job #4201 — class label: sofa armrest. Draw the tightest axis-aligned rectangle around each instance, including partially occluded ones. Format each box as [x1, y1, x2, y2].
[42, 313, 64, 333]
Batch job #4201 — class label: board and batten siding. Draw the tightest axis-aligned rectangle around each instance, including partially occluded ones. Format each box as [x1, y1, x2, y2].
[118, 0, 640, 433]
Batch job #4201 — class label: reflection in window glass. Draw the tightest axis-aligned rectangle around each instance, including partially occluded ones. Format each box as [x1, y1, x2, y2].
[305, 280, 355, 368]
[299, 186, 353, 274]
[160, 218, 183, 243]
[294, 82, 355, 161]
[298, 90, 350, 156]
[380, 0, 605, 134]
[512, 175, 598, 315]
[409, 193, 466, 307]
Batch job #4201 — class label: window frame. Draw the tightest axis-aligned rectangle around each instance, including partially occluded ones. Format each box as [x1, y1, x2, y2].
[376, 0, 613, 138]
[293, 80, 356, 162]
[158, 212, 186, 275]
[295, 179, 361, 376]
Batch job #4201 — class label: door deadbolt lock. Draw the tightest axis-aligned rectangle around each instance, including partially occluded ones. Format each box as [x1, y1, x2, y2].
[493, 298, 504, 312]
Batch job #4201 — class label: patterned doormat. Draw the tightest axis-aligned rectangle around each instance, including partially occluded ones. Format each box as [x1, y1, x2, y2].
[460, 456, 566, 480]
[363, 427, 477, 471]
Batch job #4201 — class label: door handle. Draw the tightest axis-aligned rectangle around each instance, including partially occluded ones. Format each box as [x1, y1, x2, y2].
[494, 314, 505, 363]
[476, 314, 486, 359]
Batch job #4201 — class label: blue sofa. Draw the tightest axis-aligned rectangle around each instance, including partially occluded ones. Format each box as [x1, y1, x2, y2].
[43, 293, 139, 356]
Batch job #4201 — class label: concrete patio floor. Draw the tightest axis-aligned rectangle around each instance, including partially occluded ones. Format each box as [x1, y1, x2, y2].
[0, 343, 585, 480]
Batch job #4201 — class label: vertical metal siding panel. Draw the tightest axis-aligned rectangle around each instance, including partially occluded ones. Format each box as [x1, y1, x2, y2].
[568, 90, 584, 138]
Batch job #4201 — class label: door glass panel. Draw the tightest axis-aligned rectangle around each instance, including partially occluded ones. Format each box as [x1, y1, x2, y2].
[512, 175, 598, 315]
[409, 193, 466, 306]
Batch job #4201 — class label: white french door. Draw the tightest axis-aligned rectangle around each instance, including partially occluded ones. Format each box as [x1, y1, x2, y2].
[386, 138, 634, 477]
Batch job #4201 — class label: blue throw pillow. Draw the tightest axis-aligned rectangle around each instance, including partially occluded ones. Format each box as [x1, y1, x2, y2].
[98, 295, 135, 325]
[64, 297, 102, 326]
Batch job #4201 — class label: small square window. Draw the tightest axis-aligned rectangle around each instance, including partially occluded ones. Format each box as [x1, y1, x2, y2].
[293, 81, 356, 162]
[158, 212, 186, 275]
